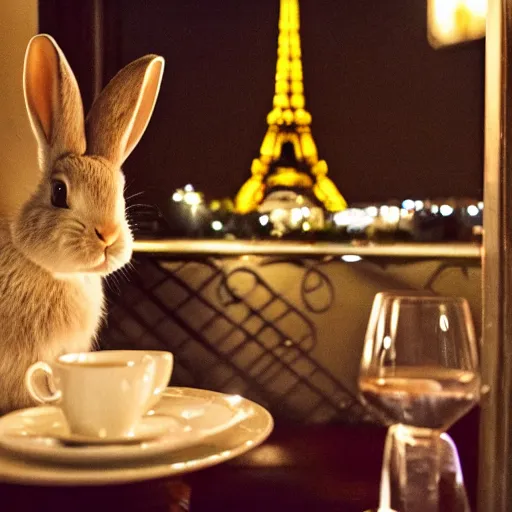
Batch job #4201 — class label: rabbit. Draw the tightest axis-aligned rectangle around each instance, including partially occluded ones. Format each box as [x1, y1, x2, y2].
[0, 34, 164, 413]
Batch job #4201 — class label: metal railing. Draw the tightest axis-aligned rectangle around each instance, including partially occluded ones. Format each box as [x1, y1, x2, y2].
[133, 239, 482, 259]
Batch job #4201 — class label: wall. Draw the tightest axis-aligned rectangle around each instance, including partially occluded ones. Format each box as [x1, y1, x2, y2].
[0, 0, 38, 216]
[101, 253, 481, 425]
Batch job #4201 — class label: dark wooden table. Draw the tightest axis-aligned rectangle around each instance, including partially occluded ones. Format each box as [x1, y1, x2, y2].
[189, 408, 479, 512]
[0, 409, 479, 512]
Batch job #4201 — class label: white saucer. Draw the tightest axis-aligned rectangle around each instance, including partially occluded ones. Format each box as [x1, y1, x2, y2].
[46, 415, 177, 445]
[0, 387, 269, 469]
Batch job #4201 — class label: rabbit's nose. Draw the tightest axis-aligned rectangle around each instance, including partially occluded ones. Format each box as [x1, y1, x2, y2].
[95, 224, 120, 247]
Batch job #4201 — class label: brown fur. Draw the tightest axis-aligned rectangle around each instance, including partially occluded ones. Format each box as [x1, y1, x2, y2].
[0, 34, 164, 412]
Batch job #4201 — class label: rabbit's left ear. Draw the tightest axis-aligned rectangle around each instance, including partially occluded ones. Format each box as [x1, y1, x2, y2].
[23, 34, 86, 169]
[85, 55, 164, 168]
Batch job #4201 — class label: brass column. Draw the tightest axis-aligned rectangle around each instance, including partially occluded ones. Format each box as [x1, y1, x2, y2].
[479, 0, 512, 509]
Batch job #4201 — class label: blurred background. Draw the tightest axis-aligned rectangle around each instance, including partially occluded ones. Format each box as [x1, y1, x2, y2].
[34, 0, 486, 217]
[0, 1, 485, 241]
[103, 0, 485, 212]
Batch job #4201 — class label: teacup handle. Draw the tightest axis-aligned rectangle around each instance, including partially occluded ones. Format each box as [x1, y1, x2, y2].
[25, 362, 62, 404]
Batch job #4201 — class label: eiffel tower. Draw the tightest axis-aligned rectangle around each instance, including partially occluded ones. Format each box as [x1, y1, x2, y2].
[234, 0, 347, 216]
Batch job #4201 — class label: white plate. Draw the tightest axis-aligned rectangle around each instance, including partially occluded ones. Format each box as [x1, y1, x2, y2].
[0, 413, 195, 465]
[0, 388, 272, 474]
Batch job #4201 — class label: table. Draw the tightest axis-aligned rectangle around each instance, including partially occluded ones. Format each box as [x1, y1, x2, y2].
[189, 409, 479, 511]
[0, 408, 478, 512]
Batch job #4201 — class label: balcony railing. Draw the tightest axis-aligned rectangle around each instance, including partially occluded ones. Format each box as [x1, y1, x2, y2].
[133, 239, 482, 259]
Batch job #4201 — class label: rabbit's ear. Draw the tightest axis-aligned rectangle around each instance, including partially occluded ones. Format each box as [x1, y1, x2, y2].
[85, 55, 164, 168]
[23, 34, 86, 168]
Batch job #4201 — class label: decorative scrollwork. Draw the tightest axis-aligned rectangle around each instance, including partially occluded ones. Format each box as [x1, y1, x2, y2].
[259, 256, 335, 313]
[422, 260, 479, 291]
[101, 254, 368, 425]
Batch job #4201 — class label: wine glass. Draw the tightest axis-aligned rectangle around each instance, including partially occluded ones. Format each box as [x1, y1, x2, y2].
[359, 291, 480, 512]
[377, 426, 470, 512]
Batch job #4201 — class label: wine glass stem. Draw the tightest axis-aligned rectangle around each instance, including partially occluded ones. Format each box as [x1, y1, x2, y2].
[394, 425, 441, 512]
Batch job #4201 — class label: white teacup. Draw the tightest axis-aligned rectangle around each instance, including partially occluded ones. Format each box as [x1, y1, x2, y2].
[111, 350, 174, 410]
[24, 350, 172, 438]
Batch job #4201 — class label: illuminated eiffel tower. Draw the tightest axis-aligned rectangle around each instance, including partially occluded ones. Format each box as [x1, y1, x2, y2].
[234, 0, 347, 216]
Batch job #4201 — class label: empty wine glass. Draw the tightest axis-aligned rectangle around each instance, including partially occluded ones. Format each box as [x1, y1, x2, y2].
[359, 292, 480, 512]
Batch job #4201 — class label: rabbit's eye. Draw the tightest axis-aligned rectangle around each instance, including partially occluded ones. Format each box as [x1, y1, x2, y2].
[51, 180, 68, 209]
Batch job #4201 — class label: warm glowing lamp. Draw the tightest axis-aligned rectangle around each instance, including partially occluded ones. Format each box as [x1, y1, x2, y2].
[427, 0, 487, 48]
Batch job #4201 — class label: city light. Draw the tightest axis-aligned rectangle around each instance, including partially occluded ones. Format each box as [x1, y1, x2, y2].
[259, 215, 270, 226]
[333, 211, 348, 227]
[172, 186, 203, 208]
[183, 192, 202, 206]
[414, 200, 424, 211]
[440, 204, 454, 216]
[402, 199, 415, 210]
[467, 205, 479, 217]
[211, 220, 223, 231]
[168, 181, 484, 241]
[333, 209, 374, 230]
[290, 208, 303, 225]
[384, 206, 400, 224]
[365, 206, 378, 217]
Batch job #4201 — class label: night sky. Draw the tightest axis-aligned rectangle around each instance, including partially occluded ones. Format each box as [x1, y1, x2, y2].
[111, 0, 485, 212]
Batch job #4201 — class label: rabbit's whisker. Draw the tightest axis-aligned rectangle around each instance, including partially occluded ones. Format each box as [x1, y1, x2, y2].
[124, 178, 137, 193]
[104, 278, 119, 295]
[125, 203, 155, 211]
[118, 265, 131, 283]
[125, 191, 145, 201]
